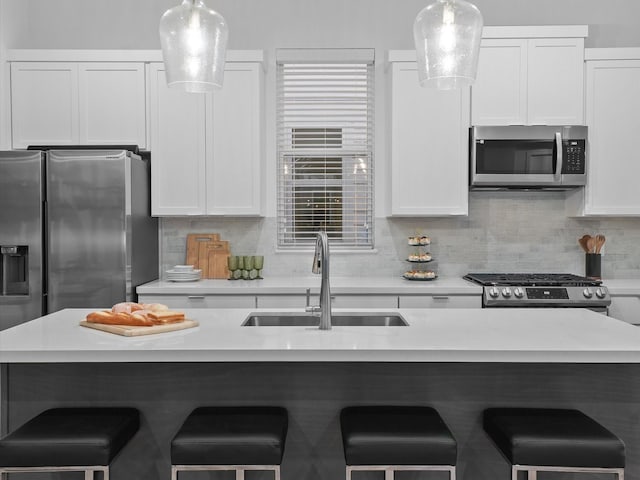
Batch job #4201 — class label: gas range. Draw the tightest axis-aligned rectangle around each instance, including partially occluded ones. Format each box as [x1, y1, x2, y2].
[463, 273, 610, 310]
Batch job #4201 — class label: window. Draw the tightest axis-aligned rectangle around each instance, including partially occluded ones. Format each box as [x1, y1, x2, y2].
[277, 49, 374, 249]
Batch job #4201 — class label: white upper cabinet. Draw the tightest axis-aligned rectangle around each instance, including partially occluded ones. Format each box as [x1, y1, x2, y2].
[78, 63, 146, 146]
[471, 26, 587, 126]
[206, 63, 263, 215]
[566, 49, 640, 216]
[148, 54, 264, 216]
[10, 59, 146, 148]
[148, 63, 207, 216]
[471, 39, 527, 126]
[10, 62, 79, 147]
[388, 53, 469, 216]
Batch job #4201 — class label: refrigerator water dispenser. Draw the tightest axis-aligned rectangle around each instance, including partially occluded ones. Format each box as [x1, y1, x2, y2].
[1, 245, 29, 296]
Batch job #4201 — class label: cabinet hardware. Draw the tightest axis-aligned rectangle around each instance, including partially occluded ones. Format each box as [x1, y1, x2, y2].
[187, 295, 206, 300]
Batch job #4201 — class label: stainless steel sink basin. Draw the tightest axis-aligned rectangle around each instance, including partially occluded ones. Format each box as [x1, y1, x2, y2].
[242, 313, 408, 327]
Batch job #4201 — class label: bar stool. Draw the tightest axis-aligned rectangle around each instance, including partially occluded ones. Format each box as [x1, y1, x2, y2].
[171, 406, 288, 480]
[0, 407, 140, 480]
[340, 406, 457, 480]
[483, 407, 625, 480]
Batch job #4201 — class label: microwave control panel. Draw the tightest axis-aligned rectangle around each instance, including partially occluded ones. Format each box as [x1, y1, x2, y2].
[561, 139, 586, 174]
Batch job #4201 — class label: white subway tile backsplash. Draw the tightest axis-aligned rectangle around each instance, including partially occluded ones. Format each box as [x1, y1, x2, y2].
[159, 192, 640, 280]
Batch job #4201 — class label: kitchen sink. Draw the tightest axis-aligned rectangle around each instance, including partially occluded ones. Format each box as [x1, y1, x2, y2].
[242, 312, 408, 327]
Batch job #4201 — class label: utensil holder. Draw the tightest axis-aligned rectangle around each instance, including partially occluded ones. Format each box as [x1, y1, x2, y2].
[585, 253, 601, 279]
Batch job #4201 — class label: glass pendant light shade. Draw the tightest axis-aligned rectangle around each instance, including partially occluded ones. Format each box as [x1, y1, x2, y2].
[413, 0, 483, 89]
[159, 0, 229, 93]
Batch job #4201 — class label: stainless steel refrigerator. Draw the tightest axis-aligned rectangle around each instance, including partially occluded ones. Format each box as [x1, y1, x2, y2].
[0, 148, 158, 330]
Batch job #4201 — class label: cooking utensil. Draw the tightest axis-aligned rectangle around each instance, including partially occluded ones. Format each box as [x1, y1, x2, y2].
[586, 236, 597, 254]
[578, 235, 591, 253]
[595, 234, 606, 254]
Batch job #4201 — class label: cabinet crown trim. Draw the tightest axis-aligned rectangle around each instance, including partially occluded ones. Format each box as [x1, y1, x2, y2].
[482, 25, 588, 39]
[585, 48, 640, 61]
[7, 49, 265, 64]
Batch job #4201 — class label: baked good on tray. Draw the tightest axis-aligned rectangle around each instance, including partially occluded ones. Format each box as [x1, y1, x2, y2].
[85, 302, 184, 326]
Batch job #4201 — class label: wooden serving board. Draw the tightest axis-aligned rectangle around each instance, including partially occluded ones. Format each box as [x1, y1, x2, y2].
[185, 233, 220, 268]
[206, 241, 230, 279]
[79, 319, 199, 337]
[185, 234, 230, 279]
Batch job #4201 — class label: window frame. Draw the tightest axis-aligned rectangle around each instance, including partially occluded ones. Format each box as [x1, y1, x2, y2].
[276, 48, 375, 250]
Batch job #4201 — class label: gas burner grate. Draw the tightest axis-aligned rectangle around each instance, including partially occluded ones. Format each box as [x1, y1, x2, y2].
[463, 273, 602, 287]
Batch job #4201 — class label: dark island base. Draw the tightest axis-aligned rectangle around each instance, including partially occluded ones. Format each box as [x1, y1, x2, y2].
[4, 362, 639, 480]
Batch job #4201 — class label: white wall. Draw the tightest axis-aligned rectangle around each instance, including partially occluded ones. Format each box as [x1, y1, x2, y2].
[3, 0, 640, 50]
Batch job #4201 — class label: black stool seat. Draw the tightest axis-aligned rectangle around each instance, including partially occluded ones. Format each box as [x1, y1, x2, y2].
[483, 408, 625, 468]
[171, 406, 288, 466]
[340, 406, 457, 466]
[0, 407, 140, 468]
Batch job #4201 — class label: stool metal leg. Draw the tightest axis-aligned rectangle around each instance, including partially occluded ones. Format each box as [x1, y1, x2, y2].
[346, 465, 455, 480]
[173, 465, 280, 480]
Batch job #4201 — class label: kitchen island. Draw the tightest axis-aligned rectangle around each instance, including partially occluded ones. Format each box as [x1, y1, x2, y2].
[2, 308, 640, 480]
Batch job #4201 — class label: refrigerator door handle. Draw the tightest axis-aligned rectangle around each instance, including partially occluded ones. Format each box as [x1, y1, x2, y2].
[42, 199, 48, 312]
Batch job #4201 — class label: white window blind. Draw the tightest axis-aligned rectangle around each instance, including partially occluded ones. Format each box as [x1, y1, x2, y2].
[277, 49, 375, 249]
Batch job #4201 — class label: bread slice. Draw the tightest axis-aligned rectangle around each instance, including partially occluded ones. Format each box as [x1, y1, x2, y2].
[148, 310, 185, 324]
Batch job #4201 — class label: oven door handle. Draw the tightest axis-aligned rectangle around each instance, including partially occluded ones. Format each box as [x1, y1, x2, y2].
[554, 132, 563, 181]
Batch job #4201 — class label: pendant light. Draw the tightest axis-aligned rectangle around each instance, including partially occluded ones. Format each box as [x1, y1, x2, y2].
[159, 0, 229, 93]
[413, 0, 483, 89]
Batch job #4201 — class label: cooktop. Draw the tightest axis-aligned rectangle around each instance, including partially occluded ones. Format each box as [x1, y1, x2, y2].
[463, 273, 602, 287]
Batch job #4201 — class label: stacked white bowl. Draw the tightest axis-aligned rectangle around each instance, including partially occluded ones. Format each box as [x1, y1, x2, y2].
[166, 265, 202, 282]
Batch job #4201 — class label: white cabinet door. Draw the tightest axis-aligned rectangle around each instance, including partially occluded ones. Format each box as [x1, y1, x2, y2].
[527, 38, 584, 125]
[138, 294, 256, 309]
[256, 295, 315, 308]
[398, 295, 480, 308]
[471, 39, 527, 126]
[574, 59, 640, 216]
[389, 61, 469, 216]
[148, 63, 207, 216]
[78, 63, 146, 147]
[471, 38, 584, 126]
[331, 295, 398, 308]
[206, 63, 263, 215]
[11, 62, 79, 148]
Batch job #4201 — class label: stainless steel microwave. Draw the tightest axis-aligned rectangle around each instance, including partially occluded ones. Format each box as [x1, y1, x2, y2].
[470, 125, 587, 190]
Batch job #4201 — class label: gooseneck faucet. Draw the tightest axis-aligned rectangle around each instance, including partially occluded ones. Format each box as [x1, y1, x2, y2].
[306, 231, 332, 330]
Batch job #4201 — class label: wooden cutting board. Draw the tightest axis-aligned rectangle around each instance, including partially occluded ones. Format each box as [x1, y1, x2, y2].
[206, 241, 230, 279]
[185, 234, 230, 278]
[185, 233, 220, 268]
[80, 319, 199, 337]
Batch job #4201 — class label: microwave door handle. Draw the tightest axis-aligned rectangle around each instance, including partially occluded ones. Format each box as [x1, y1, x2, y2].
[554, 132, 563, 181]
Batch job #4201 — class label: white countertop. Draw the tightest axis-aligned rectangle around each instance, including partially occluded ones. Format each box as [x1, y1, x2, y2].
[2, 307, 640, 363]
[601, 279, 640, 295]
[137, 276, 482, 295]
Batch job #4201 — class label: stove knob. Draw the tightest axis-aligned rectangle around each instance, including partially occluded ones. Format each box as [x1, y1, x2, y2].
[583, 288, 593, 298]
[488, 287, 499, 298]
[513, 287, 524, 298]
[595, 287, 606, 299]
[501, 287, 512, 298]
